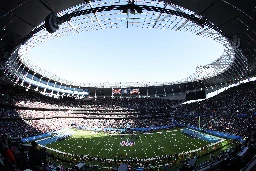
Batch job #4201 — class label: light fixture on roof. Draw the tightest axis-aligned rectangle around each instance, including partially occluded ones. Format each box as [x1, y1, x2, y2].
[43, 0, 89, 34]
[122, 0, 142, 14]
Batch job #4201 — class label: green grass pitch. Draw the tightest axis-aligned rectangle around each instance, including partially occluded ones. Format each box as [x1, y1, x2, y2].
[46, 128, 212, 159]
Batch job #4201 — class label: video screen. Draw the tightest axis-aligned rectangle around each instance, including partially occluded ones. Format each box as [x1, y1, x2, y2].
[122, 89, 130, 95]
[186, 90, 206, 101]
[83, 89, 89, 92]
[130, 88, 140, 95]
[112, 88, 140, 95]
[112, 89, 122, 94]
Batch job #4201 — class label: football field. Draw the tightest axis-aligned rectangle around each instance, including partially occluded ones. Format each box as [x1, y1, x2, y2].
[45, 128, 222, 159]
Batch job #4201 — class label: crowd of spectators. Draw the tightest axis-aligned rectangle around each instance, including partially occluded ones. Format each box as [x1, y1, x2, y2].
[0, 116, 174, 139]
[0, 120, 41, 138]
[0, 81, 256, 170]
[0, 81, 256, 140]
[0, 84, 178, 139]
[0, 109, 71, 119]
[0, 109, 149, 119]
[174, 81, 256, 139]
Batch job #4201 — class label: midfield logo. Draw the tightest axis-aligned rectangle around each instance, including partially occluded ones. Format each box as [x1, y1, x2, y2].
[120, 141, 135, 146]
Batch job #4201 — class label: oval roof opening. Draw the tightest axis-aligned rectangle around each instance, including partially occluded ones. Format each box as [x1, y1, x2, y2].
[28, 27, 224, 83]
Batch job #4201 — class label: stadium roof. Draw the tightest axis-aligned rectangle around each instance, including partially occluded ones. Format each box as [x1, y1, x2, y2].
[0, 0, 255, 87]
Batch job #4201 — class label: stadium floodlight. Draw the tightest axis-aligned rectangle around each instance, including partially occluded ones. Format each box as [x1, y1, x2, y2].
[122, 0, 143, 14]
[45, 13, 60, 33]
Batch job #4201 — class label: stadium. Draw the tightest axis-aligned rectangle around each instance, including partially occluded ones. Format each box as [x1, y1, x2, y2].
[0, 0, 256, 171]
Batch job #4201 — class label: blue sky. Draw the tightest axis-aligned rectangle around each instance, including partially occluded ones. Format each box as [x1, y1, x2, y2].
[29, 27, 224, 84]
